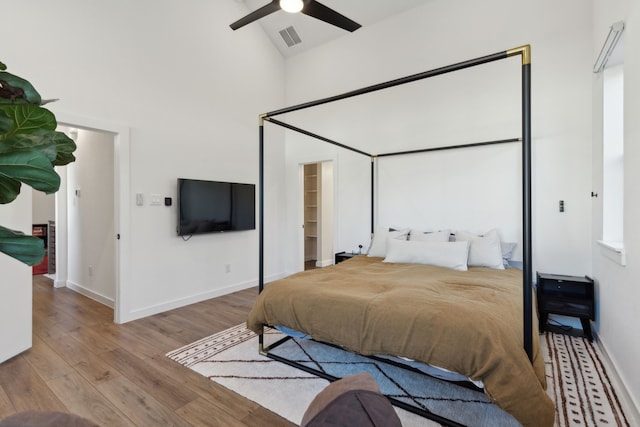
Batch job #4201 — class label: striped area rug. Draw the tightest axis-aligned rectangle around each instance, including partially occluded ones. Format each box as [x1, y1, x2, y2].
[541, 333, 630, 426]
[167, 325, 630, 426]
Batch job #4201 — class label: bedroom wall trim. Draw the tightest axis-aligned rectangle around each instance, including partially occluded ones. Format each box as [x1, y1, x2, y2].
[595, 333, 640, 425]
[125, 272, 287, 323]
[66, 280, 115, 309]
[258, 45, 533, 425]
[596, 240, 626, 266]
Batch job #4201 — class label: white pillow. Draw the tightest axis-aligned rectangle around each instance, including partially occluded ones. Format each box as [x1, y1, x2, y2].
[367, 226, 409, 258]
[454, 229, 504, 269]
[383, 239, 469, 271]
[501, 242, 517, 265]
[409, 229, 451, 242]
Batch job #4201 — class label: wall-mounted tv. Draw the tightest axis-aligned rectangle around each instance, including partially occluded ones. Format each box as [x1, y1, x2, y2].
[177, 178, 256, 236]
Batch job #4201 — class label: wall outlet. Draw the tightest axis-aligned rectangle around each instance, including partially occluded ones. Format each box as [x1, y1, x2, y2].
[225, 264, 231, 273]
[88, 265, 94, 277]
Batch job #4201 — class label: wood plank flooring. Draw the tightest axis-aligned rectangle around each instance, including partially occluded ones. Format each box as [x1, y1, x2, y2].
[0, 275, 295, 426]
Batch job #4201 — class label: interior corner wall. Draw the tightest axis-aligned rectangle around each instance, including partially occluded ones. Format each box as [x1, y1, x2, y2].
[283, 0, 593, 277]
[0, 0, 287, 326]
[592, 0, 640, 417]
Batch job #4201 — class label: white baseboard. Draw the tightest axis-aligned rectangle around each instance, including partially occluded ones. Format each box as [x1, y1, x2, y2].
[120, 272, 288, 324]
[594, 332, 640, 425]
[316, 258, 333, 268]
[66, 281, 115, 309]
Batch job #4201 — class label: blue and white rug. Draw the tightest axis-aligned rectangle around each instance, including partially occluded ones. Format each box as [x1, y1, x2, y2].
[167, 324, 631, 426]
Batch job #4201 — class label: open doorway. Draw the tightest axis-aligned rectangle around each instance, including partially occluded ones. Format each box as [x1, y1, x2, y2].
[44, 113, 131, 324]
[32, 127, 117, 295]
[302, 161, 334, 270]
[54, 127, 116, 310]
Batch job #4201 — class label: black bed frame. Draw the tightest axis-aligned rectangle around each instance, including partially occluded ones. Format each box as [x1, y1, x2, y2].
[257, 45, 533, 426]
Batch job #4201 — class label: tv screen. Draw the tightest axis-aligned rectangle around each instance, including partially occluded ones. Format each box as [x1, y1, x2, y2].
[177, 178, 256, 236]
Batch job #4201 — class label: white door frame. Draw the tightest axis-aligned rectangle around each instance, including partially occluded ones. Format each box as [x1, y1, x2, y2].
[56, 113, 130, 324]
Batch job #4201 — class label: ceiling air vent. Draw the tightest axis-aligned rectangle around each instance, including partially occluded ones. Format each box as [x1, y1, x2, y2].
[279, 26, 302, 47]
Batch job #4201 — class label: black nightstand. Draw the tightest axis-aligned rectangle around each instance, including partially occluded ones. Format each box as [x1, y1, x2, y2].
[335, 252, 358, 264]
[536, 272, 595, 341]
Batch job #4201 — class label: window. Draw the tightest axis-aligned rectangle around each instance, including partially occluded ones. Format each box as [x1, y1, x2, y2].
[602, 64, 623, 244]
[595, 22, 625, 265]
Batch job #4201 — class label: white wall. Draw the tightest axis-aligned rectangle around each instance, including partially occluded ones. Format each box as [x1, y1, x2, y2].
[32, 192, 55, 225]
[281, 0, 593, 277]
[67, 129, 116, 306]
[592, 0, 640, 417]
[0, 0, 286, 360]
[0, 191, 32, 362]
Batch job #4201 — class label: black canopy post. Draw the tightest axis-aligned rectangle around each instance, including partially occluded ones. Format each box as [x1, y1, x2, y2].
[508, 45, 533, 362]
[371, 156, 376, 235]
[258, 113, 266, 353]
[259, 113, 266, 293]
[522, 57, 534, 363]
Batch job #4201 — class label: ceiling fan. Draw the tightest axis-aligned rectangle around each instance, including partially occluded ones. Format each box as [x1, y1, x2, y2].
[230, 0, 361, 32]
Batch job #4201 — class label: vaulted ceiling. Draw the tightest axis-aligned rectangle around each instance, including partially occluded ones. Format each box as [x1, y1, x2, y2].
[233, 0, 427, 57]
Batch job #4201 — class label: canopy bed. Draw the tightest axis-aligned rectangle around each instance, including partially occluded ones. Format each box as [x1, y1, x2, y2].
[251, 45, 554, 426]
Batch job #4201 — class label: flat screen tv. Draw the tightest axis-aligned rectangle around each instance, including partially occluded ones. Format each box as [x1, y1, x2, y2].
[177, 178, 256, 236]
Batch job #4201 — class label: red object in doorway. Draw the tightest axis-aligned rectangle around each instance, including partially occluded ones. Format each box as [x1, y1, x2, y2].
[32, 255, 48, 275]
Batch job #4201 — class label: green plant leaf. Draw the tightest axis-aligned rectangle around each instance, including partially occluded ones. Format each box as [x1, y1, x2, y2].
[0, 149, 60, 194]
[50, 131, 77, 166]
[0, 105, 56, 138]
[0, 70, 42, 104]
[0, 175, 21, 204]
[1, 130, 58, 161]
[0, 63, 74, 267]
[0, 108, 12, 135]
[0, 225, 44, 265]
[1, 130, 76, 166]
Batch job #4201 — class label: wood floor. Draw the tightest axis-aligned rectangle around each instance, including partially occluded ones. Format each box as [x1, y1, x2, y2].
[0, 275, 295, 426]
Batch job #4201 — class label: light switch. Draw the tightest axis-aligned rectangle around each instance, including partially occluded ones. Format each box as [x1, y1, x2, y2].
[136, 193, 144, 206]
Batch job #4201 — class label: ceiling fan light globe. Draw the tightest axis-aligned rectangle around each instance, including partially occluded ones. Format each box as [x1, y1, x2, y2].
[280, 0, 303, 13]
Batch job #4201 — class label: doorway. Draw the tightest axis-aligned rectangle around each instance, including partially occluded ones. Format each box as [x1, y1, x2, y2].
[53, 113, 131, 323]
[302, 161, 334, 270]
[56, 128, 116, 311]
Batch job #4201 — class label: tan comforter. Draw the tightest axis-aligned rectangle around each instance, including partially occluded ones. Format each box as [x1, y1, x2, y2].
[247, 256, 555, 426]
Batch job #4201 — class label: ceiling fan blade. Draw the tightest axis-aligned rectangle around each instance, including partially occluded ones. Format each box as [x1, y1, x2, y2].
[230, 0, 281, 31]
[302, 0, 361, 32]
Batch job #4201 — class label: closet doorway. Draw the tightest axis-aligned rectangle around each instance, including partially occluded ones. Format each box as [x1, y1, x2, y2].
[302, 161, 334, 271]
